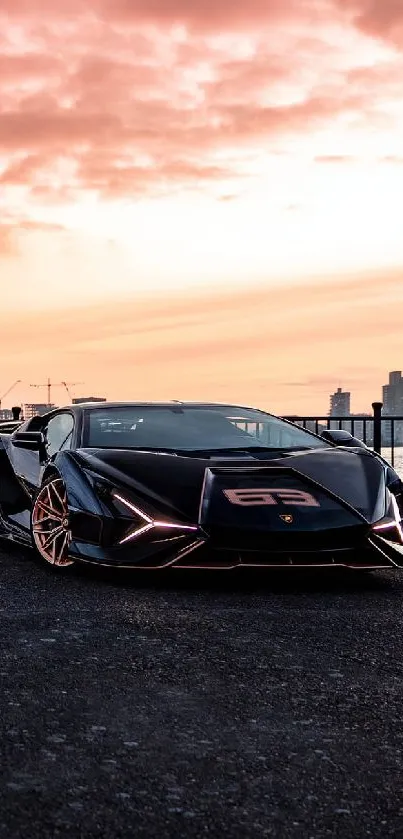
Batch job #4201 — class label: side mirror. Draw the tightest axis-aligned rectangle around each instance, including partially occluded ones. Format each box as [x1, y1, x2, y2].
[12, 431, 45, 451]
[320, 429, 368, 448]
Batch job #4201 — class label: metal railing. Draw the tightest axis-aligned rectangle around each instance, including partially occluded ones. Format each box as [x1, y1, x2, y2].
[283, 402, 403, 468]
[0, 419, 21, 434]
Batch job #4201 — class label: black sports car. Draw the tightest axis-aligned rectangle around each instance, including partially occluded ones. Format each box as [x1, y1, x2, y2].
[0, 401, 402, 571]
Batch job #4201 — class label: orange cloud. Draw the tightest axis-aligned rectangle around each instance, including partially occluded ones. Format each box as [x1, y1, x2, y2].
[337, 0, 403, 47]
[0, 225, 15, 256]
[0, 216, 68, 261]
[0, 154, 49, 185]
[1, 0, 403, 314]
[0, 0, 385, 205]
[0, 0, 316, 29]
[0, 53, 62, 81]
[0, 89, 367, 204]
[0, 270, 401, 414]
[314, 155, 358, 164]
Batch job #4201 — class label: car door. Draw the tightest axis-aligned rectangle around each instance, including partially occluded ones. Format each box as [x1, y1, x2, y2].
[3, 412, 75, 534]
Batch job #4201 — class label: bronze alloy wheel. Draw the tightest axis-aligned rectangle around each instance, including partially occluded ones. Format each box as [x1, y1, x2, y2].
[31, 477, 75, 567]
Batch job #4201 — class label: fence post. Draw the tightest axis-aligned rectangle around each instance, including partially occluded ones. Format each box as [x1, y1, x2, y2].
[372, 401, 383, 454]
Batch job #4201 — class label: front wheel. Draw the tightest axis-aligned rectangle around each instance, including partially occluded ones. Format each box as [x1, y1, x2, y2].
[31, 476, 75, 568]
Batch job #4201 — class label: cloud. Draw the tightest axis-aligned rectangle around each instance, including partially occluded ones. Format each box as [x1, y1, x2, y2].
[284, 372, 376, 388]
[2, 265, 402, 348]
[0, 225, 16, 257]
[0, 0, 86, 15]
[0, 0, 382, 206]
[0, 269, 401, 413]
[103, 0, 286, 28]
[0, 154, 48, 184]
[0, 0, 323, 30]
[0, 65, 364, 200]
[0, 0, 400, 212]
[0, 110, 120, 150]
[218, 193, 240, 202]
[0, 1, 401, 418]
[314, 155, 358, 164]
[73, 154, 238, 199]
[0, 53, 62, 82]
[14, 219, 66, 232]
[0, 216, 68, 261]
[337, 0, 403, 47]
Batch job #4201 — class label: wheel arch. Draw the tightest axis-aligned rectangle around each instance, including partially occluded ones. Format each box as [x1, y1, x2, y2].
[41, 464, 61, 484]
[44, 450, 107, 518]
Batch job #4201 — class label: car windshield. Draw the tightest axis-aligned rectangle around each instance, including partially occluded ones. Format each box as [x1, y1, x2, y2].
[84, 405, 330, 452]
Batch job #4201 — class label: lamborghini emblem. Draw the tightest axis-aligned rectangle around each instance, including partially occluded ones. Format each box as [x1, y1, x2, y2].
[279, 514, 293, 524]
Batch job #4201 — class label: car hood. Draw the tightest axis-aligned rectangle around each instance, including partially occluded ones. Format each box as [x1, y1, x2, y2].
[71, 446, 387, 525]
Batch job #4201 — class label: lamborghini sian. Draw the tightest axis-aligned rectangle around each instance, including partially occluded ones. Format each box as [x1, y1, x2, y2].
[0, 401, 402, 570]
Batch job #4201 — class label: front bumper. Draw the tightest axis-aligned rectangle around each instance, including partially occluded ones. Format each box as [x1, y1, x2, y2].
[66, 467, 403, 570]
[67, 527, 403, 570]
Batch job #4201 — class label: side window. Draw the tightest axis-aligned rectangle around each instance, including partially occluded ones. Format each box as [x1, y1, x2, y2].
[45, 413, 74, 458]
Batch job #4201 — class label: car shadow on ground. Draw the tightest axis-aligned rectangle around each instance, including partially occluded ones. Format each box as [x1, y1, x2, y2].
[73, 561, 400, 597]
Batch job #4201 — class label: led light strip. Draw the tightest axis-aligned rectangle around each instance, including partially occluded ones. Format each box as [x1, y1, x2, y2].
[113, 492, 198, 545]
[372, 495, 403, 542]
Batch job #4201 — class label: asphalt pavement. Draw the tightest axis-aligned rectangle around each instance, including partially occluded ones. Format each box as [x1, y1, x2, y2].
[1, 544, 403, 838]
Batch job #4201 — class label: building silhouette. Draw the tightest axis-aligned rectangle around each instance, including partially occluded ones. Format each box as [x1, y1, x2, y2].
[382, 371, 403, 445]
[72, 397, 107, 404]
[329, 388, 351, 416]
[22, 403, 55, 419]
[327, 388, 374, 442]
[382, 371, 403, 414]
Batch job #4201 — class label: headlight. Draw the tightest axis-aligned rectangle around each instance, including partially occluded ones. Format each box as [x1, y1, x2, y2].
[112, 491, 198, 545]
[372, 494, 403, 544]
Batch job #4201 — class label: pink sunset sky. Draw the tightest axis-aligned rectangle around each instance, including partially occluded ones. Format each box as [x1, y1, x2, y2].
[1, 0, 403, 414]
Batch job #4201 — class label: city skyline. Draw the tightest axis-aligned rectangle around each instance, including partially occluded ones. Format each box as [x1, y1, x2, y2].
[1, 365, 402, 420]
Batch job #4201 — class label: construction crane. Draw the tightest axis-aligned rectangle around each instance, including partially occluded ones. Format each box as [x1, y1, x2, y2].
[0, 379, 22, 409]
[61, 381, 83, 402]
[29, 378, 83, 405]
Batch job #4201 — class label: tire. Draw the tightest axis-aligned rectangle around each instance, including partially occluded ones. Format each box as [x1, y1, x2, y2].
[31, 475, 75, 568]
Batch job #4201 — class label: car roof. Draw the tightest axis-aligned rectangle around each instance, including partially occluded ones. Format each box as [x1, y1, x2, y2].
[55, 401, 266, 413]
